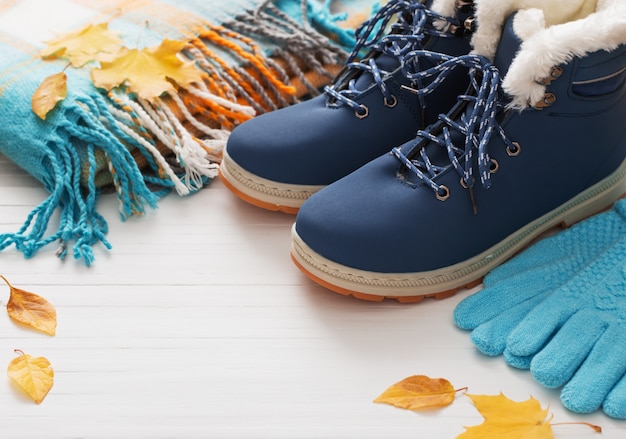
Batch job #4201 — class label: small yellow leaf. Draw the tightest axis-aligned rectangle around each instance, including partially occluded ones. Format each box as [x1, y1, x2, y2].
[91, 39, 205, 101]
[2, 275, 57, 336]
[32, 72, 67, 119]
[41, 23, 122, 67]
[374, 375, 457, 410]
[458, 393, 554, 439]
[7, 350, 54, 404]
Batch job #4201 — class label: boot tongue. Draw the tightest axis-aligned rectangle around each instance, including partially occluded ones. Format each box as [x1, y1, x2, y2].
[493, 12, 524, 78]
[402, 14, 525, 187]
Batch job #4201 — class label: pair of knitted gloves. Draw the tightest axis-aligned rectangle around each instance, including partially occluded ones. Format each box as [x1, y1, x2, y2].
[454, 199, 626, 419]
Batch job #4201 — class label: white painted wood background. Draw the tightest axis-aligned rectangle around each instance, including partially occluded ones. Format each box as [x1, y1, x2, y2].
[0, 154, 625, 439]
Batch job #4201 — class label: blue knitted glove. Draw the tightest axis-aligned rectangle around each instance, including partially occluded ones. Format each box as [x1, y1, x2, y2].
[501, 240, 626, 418]
[454, 200, 626, 418]
[454, 200, 626, 356]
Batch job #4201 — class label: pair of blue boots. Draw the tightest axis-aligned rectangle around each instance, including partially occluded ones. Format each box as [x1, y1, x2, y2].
[221, 0, 626, 419]
[222, 0, 626, 299]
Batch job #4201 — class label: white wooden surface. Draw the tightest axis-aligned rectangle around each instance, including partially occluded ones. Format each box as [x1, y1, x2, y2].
[0, 154, 625, 438]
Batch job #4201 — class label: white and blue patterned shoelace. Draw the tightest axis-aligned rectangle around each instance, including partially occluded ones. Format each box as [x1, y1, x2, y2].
[324, 0, 460, 113]
[392, 51, 517, 198]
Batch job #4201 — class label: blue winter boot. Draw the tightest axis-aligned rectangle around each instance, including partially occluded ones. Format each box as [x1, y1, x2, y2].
[291, 0, 626, 301]
[220, 0, 474, 213]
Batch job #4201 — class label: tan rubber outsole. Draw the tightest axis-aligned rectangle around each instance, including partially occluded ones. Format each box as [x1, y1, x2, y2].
[290, 157, 626, 303]
[218, 149, 324, 214]
[291, 252, 482, 302]
[219, 169, 300, 214]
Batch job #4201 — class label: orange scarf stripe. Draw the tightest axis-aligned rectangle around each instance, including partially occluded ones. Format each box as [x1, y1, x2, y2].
[196, 26, 296, 97]
[187, 37, 269, 110]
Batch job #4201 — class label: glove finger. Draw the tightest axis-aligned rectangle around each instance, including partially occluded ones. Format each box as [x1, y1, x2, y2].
[454, 282, 550, 330]
[529, 310, 606, 388]
[506, 292, 580, 357]
[559, 325, 626, 415]
[503, 349, 533, 369]
[603, 371, 626, 419]
[467, 292, 550, 356]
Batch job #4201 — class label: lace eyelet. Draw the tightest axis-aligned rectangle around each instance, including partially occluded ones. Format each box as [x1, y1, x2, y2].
[506, 142, 521, 157]
[463, 16, 476, 34]
[538, 67, 564, 85]
[459, 177, 474, 189]
[384, 95, 398, 108]
[489, 158, 499, 173]
[436, 185, 450, 201]
[533, 93, 557, 109]
[550, 66, 564, 80]
[355, 105, 369, 119]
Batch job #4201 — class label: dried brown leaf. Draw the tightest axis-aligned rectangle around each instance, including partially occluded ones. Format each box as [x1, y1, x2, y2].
[32, 72, 67, 119]
[41, 23, 122, 67]
[457, 393, 554, 439]
[91, 39, 205, 101]
[2, 275, 57, 335]
[374, 375, 457, 410]
[7, 350, 54, 404]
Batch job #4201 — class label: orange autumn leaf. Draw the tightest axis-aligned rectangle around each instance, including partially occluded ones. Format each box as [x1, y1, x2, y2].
[374, 375, 458, 410]
[457, 393, 554, 439]
[2, 275, 57, 336]
[32, 72, 67, 119]
[41, 23, 122, 67]
[91, 39, 205, 101]
[7, 350, 54, 404]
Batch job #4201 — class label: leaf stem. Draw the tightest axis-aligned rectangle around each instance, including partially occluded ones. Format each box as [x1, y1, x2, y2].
[1, 274, 12, 288]
[552, 421, 602, 433]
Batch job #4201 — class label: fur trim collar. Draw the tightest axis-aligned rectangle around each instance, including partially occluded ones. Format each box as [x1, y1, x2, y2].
[430, 0, 459, 17]
[471, 0, 626, 109]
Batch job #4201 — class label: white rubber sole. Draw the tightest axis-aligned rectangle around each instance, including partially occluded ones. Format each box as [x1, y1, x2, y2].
[219, 148, 324, 214]
[290, 157, 626, 302]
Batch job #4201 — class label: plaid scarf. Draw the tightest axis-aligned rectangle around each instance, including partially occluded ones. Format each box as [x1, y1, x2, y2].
[0, 0, 377, 264]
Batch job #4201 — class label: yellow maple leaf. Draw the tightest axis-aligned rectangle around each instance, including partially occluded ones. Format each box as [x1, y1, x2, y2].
[2, 275, 57, 336]
[41, 23, 122, 67]
[91, 39, 205, 101]
[7, 350, 54, 404]
[374, 375, 459, 410]
[458, 393, 554, 439]
[32, 72, 67, 120]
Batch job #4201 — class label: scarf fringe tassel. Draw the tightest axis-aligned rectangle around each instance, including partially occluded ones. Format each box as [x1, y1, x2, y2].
[1, 0, 354, 264]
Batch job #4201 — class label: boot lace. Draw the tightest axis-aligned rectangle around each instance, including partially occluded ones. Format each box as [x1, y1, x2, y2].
[392, 51, 517, 199]
[324, 0, 463, 115]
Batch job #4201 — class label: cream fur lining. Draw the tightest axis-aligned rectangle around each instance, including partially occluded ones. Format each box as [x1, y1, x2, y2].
[471, 0, 626, 109]
[430, 0, 459, 17]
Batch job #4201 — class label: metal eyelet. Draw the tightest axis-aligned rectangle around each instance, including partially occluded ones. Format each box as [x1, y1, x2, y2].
[384, 95, 398, 108]
[463, 16, 476, 34]
[355, 105, 369, 119]
[452, 15, 476, 36]
[459, 177, 474, 189]
[538, 67, 564, 85]
[506, 142, 521, 157]
[489, 158, 499, 173]
[533, 93, 557, 109]
[550, 66, 563, 80]
[436, 185, 450, 201]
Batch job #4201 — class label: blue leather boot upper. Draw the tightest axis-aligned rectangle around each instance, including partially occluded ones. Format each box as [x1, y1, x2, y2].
[294, 12, 626, 274]
[225, 0, 474, 186]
